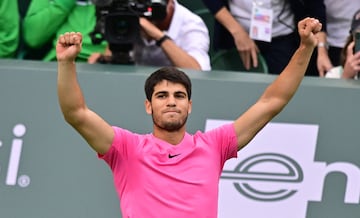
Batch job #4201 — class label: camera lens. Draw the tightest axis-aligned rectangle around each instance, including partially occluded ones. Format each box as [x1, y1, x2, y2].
[114, 20, 130, 36]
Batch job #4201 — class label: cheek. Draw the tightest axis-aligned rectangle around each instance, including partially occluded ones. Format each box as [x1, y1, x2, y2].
[147, 102, 161, 115]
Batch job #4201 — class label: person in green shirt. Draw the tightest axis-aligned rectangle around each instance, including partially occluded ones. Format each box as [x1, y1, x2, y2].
[0, 0, 20, 58]
[22, 0, 106, 61]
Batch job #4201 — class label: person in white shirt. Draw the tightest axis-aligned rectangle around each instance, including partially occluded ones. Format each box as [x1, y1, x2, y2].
[88, 0, 211, 71]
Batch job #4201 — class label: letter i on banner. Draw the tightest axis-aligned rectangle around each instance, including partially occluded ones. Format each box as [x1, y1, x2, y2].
[6, 124, 26, 186]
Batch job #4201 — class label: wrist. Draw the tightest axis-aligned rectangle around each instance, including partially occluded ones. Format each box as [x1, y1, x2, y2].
[58, 59, 76, 64]
[317, 42, 329, 50]
[156, 35, 171, 47]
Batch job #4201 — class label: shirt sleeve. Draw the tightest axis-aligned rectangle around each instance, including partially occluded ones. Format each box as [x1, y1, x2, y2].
[98, 126, 141, 171]
[325, 66, 342, 79]
[180, 14, 211, 71]
[205, 123, 238, 164]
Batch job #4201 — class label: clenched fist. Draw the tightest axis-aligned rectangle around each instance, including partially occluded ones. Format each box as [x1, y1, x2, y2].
[56, 32, 83, 62]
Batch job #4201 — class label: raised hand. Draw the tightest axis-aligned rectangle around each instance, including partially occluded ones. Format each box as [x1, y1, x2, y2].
[139, 17, 163, 40]
[343, 41, 360, 78]
[297, 18, 322, 48]
[56, 32, 82, 62]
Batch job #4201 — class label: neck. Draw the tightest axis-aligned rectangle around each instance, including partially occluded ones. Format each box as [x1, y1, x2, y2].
[152, 126, 186, 145]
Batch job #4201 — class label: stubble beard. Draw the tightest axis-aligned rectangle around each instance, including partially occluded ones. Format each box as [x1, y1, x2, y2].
[152, 114, 188, 132]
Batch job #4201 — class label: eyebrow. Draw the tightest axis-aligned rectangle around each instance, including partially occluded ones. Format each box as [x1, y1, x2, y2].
[154, 91, 187, 96]
[154, 91, 168, 96]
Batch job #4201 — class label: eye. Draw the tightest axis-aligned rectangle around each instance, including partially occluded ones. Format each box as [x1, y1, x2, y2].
[156, 93, 167, 99]
[175, 93, 186, 99]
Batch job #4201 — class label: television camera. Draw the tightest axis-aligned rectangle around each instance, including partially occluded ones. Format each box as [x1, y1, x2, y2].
[90, 0, 168, 64]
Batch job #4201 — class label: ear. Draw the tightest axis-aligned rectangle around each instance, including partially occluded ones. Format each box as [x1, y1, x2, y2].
[145, 99, 152, 115]
[188, 99, 192, 114]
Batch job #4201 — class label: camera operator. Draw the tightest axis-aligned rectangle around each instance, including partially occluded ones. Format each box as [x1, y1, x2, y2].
[88, 0, 211, 71]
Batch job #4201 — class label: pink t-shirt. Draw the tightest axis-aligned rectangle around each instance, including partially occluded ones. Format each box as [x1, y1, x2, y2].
[99, 123, 238, 218]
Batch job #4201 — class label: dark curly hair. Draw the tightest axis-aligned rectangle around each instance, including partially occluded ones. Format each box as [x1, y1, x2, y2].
[144, 67, 192, 101]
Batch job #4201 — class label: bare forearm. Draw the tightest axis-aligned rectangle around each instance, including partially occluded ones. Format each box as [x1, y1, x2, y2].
[215, 7, 247, 37]
[316, 32, 327, 51]
[160, 40, 201, 70]
[139, 17, 202, 70]
[316, 32, 327, 58]
[258, 17, 321, 116]
[262, 44, 315, 104]
[57, 61, 86, 122]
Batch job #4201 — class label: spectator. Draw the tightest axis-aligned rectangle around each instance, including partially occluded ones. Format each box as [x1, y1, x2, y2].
[88, 0, 211, 71]
[325, 9, 360, 79]
[201, 0, 326, 75]
[0, 0, 20, 58]
[22, 0, 107, 61]
[321, 0, 360, 67]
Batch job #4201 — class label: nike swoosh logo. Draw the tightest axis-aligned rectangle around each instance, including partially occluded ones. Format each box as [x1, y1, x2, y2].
[168, 153, 181, 158]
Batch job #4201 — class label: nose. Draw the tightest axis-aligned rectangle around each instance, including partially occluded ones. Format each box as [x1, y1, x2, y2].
[166, 95, 176, 107]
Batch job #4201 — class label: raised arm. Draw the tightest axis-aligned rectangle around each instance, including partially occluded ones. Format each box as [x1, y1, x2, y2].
[233, 18, 322, 151]
[56, 32, 113, 155]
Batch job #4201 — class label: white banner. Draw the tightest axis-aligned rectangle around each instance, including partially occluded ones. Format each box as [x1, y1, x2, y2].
[205, 120, 360, 218]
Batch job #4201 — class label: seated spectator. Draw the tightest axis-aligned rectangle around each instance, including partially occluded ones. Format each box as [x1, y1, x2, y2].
[0, 0, 20, 58]
[88, 0, 211, 71]
[325, 9, 360, 79]
[22, 0, 107, 61]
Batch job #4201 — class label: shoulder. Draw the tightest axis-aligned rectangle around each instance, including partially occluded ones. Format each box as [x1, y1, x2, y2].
[112, 126, 149, 146]
[173, 1, 205, 25]
[169, 2, 208, 38]
[195, 122, 238, 159]
[195, 123, 236, 141]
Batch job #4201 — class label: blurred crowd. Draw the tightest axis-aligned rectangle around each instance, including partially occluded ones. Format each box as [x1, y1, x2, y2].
[1, 0, 360, 79]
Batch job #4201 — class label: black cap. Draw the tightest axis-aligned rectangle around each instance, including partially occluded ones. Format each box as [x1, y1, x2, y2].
[351, 9, 360, 33]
